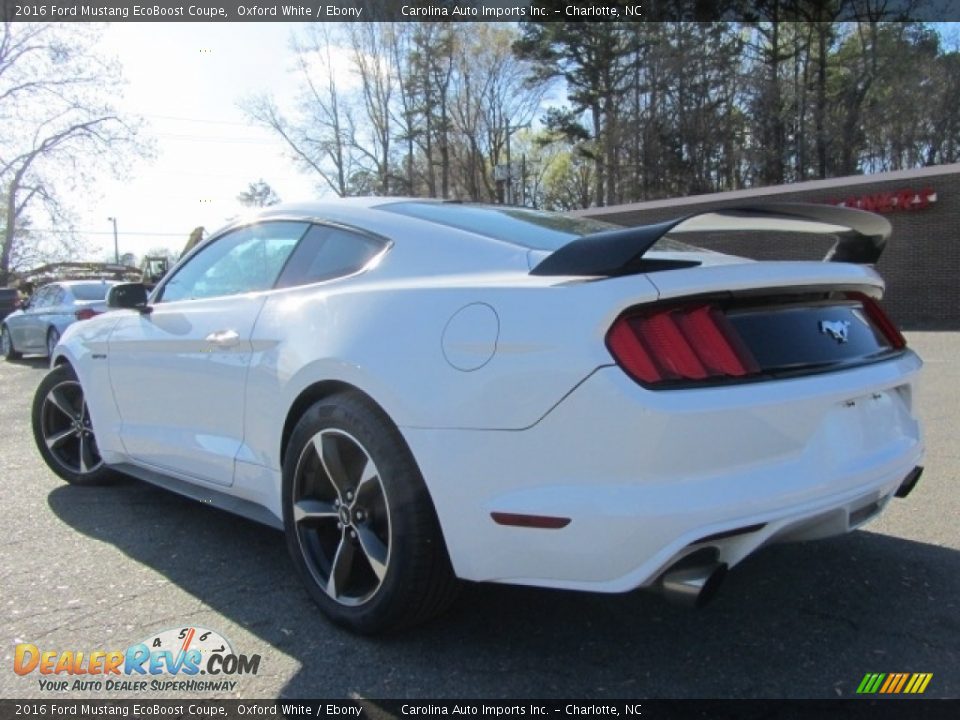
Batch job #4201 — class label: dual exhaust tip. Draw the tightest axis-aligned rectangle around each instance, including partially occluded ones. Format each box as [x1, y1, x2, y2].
[895, 466, 924, 499]
[657, 556, 728, 609]
[656, 466, 924, 609]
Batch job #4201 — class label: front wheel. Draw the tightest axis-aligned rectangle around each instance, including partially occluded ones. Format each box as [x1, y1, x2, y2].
[1, 325, 20, 360]
[32, 364, 118, 485]
[46, 327, 60, 358]
[282, 392, 458, 634]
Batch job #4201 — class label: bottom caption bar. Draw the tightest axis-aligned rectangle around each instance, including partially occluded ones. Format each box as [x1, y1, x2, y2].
[0, 700, 957, 720]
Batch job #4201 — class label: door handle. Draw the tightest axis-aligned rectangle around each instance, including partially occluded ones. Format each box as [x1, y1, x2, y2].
[205, 329, 240, 347]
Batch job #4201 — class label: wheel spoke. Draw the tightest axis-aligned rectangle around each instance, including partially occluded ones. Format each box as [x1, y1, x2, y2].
[356, 459, 379, 498]
[45, 427, 77, 450]
[356, 524, 388, 581]
[48, 386, 80, 423]
[315, 433, 350, 497]
[78, 434, 97, 473]
[293, 498, 338, 525]
[78, 435, 89, 473]
[327, 532, 355, 599]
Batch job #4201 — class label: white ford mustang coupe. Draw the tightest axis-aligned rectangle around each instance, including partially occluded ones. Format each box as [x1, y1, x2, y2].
[32, 199, 924, 633]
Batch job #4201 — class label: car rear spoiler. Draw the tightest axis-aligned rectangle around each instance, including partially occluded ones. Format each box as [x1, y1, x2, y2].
[530, 203, 892, 277]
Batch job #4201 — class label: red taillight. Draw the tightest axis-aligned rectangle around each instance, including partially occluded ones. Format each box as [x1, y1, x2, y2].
[849, 293, 906, 350]
[606, 304, 760, 386]
[75, 308, 100, 321]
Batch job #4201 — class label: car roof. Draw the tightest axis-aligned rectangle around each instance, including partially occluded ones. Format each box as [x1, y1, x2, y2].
[46, 280, 118, 287]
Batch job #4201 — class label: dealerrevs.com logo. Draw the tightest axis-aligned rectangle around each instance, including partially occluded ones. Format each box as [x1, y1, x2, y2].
[14, 626, 261, 693]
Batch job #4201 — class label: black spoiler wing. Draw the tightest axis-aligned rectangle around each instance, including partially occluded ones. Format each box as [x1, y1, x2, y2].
[530, 203, 892, 277]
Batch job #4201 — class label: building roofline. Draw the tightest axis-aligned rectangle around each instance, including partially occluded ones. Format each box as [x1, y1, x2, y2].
[573, 163, 959, 218]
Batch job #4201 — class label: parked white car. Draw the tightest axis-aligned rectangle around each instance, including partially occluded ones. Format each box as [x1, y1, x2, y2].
[32, 199, 924, 633]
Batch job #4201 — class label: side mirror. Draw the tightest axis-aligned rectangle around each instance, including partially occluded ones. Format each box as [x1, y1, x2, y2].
[107, 283, 150, 312]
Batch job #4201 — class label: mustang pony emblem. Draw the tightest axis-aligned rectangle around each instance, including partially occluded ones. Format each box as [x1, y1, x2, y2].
[819, 319, 851, 344]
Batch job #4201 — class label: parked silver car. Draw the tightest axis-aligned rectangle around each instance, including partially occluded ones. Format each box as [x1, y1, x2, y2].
[1, 280, 117, 359]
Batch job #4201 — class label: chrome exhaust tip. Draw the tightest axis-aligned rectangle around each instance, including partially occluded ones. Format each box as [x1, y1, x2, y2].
[659, 561, 728, 609]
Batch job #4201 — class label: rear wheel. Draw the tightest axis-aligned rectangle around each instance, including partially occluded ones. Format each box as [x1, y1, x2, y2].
[32, 364, 118, 485]
[46, 327, 60, 358]
[282, 392, 458, 634]
[1, 325, 20, 360]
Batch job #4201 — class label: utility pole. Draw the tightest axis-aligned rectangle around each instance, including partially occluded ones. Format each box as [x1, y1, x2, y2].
[520, 154, 527, 207]
[505, 121, 531, 205]
[107, 216, 119, 264]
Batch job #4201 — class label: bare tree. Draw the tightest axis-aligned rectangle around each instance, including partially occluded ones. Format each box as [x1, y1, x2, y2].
[0, 22, 148, 285]
[347, 23, 397, 195]
[244, 25, 354, 197]
[455, 24, 547, 201]
[237, 178, 281, 207]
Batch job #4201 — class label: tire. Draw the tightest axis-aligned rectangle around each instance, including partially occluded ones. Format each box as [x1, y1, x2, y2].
[282, 391, 459, 634]
[1, 325, 20, 360]
[32, 364, 118, 486]
[46, 327, 60, 358]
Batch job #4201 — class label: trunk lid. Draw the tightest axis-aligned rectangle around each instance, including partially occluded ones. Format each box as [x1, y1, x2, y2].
[604, 260, 904, 388]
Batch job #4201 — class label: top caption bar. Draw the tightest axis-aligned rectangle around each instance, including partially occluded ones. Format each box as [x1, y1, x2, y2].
[3, 0, 959, 23]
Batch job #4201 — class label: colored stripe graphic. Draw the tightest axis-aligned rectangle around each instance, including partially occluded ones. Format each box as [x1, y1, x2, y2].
[857, 673, 885, 694]
[856, 672, 932, 694]
[892, 673, 909, 693]
[879, 674, 897, 693]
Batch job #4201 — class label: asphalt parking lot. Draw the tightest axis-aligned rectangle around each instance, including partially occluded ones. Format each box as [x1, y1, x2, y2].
[1, 332, 957, 700]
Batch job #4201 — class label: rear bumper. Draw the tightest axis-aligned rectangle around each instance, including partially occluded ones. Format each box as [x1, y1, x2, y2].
[403, 351, 923, 591]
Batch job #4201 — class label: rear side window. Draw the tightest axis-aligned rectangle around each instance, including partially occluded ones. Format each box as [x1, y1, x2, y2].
[275, 225, 385, 289]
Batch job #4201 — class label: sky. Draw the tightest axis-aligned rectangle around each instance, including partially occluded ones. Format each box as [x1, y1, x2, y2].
[75, 22, 327, 261]
[72, 21, 960, 264]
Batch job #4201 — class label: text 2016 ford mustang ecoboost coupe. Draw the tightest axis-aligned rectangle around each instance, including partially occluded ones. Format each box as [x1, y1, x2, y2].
[31, 199, 924, 633]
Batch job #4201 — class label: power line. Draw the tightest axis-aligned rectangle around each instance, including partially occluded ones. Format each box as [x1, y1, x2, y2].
[143, 113, 254, 127]
[16, 229, 190, 237]
[154, 132, 276, 145]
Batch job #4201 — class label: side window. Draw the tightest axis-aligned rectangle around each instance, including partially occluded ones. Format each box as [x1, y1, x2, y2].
[275, 225, 386, 289]
[159, 222, 309, 303]
[51, 287, 66, 306]
[31, 287, 53, 309]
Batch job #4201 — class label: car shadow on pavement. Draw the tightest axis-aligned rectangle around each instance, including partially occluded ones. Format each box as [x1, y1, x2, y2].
[48, 480, 959, 699]
[5, 356, 50, 369]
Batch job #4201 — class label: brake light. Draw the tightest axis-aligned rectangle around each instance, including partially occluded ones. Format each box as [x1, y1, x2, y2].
[75, 308, 100, 321]
[607, 304, 760, 386]
[849, 293, 906, 349]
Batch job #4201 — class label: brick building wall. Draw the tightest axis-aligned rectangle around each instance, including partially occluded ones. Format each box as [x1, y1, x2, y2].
[576, 164, 960, 329]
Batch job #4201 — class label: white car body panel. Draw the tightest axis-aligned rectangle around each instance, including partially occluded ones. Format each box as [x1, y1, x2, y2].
[404, 352, 922, 589]
[107, 295, 266, 487]
[49, 198, 925, 597]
